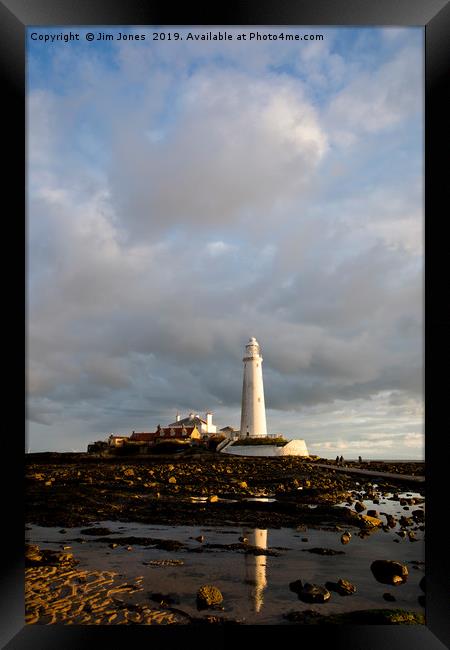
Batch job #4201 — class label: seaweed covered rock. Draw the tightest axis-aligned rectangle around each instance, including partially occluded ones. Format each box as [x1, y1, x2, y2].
[196, 585, 224, 608]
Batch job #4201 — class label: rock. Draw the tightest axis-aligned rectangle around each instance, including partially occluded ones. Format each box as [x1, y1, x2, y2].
[25, 544, 43, 564]
[360, 515, 383, 527]
[399, 516, 413, 527]
[80, 527, 113, 536]
[197, 585, 224, 608]
[383, 593, 396, 602]
[325, 579, 356, 596]
[301, 537, 308, 542]
[238, 481, 248, 489]
[354, 501, 366, 513]
[59, 529, 67, 534]
[195, 535, 205, 543]
[386, 515, 397, 528]
[286, 608, 425, 625]
[412, 509, 425, 522]
[284, 610, 324, 624]
[336, 578, 356, 595]
[407, 531, 417, 541]
[238, 536, 248, 544]
[168, 476, 177, 484]
[208, 495, 219, 503]
[302, 547, 345, 556]
[340, 532, 351, 545]
[370, 560, 408, 585]
[109, 543, 118, 549]
[367, 509, 379, 517]
[290, 580, 331, 603]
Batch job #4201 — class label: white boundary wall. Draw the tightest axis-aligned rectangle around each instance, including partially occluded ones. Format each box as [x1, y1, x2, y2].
[221, 439, 309, 457]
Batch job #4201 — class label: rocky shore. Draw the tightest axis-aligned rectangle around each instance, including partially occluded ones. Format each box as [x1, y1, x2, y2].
[26, 451, 424, 529]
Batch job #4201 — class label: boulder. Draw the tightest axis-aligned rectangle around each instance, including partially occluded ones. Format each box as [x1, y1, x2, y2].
[367, 509, 379, 517]
[360, 515, 383, 527]
[383, 593, 396, 602]
[370, 560, 408, 585]
[325, 578, 356, 596]
[208, 495, 219, 503]
[197, 585, 224, 608]
[386, 515, 397, 528]
[289, 581, 331, 604]
[336, 578, 356, 595]
[354, 501, 366, 513]
[340, 532, 351, 545]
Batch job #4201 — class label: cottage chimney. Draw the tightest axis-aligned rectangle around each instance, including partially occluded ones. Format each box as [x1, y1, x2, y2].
[189, 412, 194, 420]
[176, 413, 180, 422]
[206, 412, 213, 431]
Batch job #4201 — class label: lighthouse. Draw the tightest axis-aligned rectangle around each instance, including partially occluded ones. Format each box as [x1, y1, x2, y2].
[239, 337, 267, 438]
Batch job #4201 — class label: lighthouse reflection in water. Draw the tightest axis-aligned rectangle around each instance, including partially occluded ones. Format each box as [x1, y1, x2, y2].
[243, 528, 268, 613]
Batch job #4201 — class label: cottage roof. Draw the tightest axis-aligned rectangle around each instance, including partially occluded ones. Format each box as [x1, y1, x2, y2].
[166, 415, 207, 427]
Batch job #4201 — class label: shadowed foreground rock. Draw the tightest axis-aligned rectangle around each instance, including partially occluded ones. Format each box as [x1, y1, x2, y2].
[289, 580, 331, 603]
[284, 609, 425, 625]
[371, 560, 408, 585]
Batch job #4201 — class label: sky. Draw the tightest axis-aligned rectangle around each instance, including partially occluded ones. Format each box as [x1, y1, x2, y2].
[26, 26, 424, 458]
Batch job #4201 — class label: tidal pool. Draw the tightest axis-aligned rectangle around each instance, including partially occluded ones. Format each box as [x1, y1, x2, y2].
[26, 498, 425, 625]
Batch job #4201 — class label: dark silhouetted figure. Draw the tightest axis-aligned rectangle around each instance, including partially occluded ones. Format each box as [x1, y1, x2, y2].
[358, 456, 362, 464]
[335, 456, 340, 465]
[339, 455, 344, 466]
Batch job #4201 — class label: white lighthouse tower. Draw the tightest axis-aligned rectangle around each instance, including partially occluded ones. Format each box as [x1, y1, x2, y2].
[239, 337, 267, 438]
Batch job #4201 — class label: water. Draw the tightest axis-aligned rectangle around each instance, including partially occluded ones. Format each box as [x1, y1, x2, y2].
[26, 491, 425, 625]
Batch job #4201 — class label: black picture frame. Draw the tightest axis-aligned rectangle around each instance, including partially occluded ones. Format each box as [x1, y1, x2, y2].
[3, 0, 449, 648]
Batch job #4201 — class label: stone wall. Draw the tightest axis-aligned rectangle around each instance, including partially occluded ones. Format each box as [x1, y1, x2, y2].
[221, 439, 309, 457]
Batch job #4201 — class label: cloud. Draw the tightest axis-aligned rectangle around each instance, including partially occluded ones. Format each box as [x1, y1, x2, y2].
[326, 44, 422, 144]
[26, 28, 424, 456]
[107, 69, 328, 240]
